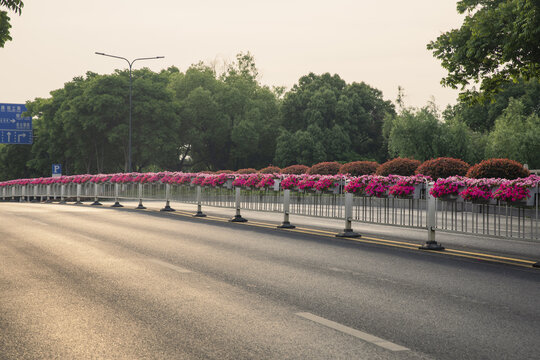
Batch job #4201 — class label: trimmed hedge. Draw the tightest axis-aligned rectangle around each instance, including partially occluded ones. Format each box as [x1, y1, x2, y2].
[466, 158, 530, 179]
[376, 158, 421, 176]
[216, 170, 234, 174]
[258, 166, 281, 174]
[416, 157, 470, 180]
[308, 162, 342, 175]
[236, 168, 257, 174]
[280, 164, 309, 175]
[339, 161, 379, 176]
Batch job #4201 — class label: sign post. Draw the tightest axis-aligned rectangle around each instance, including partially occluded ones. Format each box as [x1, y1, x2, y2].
[52, 164, 62, 178]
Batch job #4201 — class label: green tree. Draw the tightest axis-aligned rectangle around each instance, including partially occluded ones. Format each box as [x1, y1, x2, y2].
[0, 0, 23, 47]
[428, 0, 540, 100]
[444, 78, 540, 132]
[0, 143, 33, 180]
[25, 68, 181, 175]
[169, 54, 280, 171]
[280, 73, 395, 162]
[486, 98, 540, 168]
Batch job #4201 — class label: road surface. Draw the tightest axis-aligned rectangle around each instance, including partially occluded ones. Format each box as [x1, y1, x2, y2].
[1, 202, 539, 359]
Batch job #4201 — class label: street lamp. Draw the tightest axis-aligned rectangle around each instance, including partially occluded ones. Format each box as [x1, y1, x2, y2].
[95, 52, 164, 172]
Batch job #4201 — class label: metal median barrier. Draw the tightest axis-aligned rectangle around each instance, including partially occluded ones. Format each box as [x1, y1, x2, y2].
[1, 182, 538, 244]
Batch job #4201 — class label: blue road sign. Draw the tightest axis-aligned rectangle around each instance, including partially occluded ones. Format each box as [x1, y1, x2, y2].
[0, 130, 33, 144]
[52, 164, 62, 177]
[0, 103, 33, 131]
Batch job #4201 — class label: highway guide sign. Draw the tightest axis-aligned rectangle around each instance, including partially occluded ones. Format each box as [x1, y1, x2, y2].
[0, 103, 33, 144]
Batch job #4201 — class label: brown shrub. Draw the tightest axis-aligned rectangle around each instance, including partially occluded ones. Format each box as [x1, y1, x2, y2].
[339, 161, 379, 176]
[280, 165, 309, 175]
[466, 158, 530, 179]
[376, 158, 421, 176]
[416, 157, 470, 180]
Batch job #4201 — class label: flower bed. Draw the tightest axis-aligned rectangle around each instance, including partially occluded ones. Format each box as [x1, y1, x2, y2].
[0, 171, 537, 207]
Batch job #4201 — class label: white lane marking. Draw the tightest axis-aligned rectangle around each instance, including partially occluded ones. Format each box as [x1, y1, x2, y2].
[296, 312, 409, 352]
[149, 259, 192, 273]
[29, 219, 49, 226]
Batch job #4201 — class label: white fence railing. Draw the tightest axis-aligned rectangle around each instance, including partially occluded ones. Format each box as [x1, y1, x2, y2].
[1, 183, 538, 244]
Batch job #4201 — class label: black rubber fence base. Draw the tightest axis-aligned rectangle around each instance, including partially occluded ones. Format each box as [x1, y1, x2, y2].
[336, 230, 361, 238]
[419, 241, 445, 251]
[111, 202, 123, 208]
[193, 211, 207, 217]
[160, 205, 175, 212]
[230, 215, 247, 223]
[277, 222, 295, 229]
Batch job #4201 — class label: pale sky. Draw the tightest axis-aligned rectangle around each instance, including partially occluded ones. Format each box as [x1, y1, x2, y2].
[1, 0, 464, 109]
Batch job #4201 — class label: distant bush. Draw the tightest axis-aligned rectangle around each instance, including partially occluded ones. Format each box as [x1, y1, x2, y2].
[308, 162, 342, 175]
[416, 157, 470, 180]
[236, 168, 257, 174]
[339, 161, 379, 176]
[466, 158, 530, 179]
[280, 165, 309, 175]
[216, 170, 234, 174]
[376, 158, 421, 176]
[258, 166, 281, 174]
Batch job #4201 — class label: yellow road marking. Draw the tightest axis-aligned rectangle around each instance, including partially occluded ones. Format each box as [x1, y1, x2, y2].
[101, 204, 538, 268]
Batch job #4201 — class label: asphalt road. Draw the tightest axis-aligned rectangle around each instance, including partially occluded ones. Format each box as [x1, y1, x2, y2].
[1, 202, 539, 359]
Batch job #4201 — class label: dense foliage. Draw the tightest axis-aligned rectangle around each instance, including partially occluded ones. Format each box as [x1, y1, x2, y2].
[274, 73, 395, 166]
[308, 162, 342, 175]
[416, 157, 470, 180]
[427, 0, 540, 101]
[466, 158, 530, 180]
[0, 0, 23, 47]
[258, 166, 281, 174]
[376, 158, 421, 176]
[338, 161, 379, 176]
[280, 165, 309, 175]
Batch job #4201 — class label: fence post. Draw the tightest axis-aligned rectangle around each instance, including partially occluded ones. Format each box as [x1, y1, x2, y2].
[31, 185, 39, 202]
[278, 189, 295, 229]
[20, 185, 26, 202]
[193, 185, 206, 217]
[136, 183, 146, 209]
[111, 183, 123, 207]
[45, 185, 52, 203]
[59, 184, 66, 204]
[230, 187, 247, 222]
[91, 182, 102, 205]
[420, 182, 444, 250]
[160, 183, 175, 211]
[2, 187, 5, 201]
[336, 192, 361, 237]
[75, 183, 83, 204]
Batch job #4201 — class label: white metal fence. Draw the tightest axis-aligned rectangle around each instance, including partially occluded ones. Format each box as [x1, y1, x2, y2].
[1, 182, 538, 243]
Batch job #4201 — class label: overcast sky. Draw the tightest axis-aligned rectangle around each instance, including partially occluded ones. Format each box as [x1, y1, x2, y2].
[2, 0, 464, 109]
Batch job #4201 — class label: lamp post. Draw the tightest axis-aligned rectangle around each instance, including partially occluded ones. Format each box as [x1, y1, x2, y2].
[95, 52, 164, 172]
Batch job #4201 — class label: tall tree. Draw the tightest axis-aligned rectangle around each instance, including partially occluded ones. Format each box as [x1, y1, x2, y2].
[428, 0, 540, 101]
[169, 53, 280, 171]
[280, 73, 395, 164]
[486, 98, 540, 167]
[0, 0, 23, 47]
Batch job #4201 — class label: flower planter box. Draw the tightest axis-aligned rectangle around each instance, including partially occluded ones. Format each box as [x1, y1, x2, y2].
[438, 193, 464, 202]
[390, 183, 424, 199]
[470, 198, 496, 205]
[504, 192, 536, 207]
[222, 179, 233, 190]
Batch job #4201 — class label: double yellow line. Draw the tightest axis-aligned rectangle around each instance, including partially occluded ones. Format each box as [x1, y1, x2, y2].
[123, 206, 540, 269]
